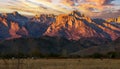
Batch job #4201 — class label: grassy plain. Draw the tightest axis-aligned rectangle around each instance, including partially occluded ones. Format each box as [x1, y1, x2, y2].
[0, 58, 120, 69]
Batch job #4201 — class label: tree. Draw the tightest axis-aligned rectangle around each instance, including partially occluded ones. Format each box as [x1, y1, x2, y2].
[61, 49, 68, 57]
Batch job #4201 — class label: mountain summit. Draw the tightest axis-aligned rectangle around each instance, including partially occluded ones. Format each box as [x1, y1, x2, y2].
[44, 11, 120, 40]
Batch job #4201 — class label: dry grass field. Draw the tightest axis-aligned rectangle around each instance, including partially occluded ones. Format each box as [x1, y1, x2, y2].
[0, 58, 120, 69]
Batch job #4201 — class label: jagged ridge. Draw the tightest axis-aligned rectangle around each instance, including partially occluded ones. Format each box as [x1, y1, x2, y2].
[0, 11, 120, 41]
[44, 11, 120, 40]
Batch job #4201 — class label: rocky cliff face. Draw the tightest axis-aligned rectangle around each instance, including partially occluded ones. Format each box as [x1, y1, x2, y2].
[0, 12, 55, 40]
[0, 17, 28, 40]
[107, 16, 120, 23]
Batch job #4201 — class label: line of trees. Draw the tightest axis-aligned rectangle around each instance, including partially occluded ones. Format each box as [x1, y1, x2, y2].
[0, 51, 120, 59]
[0, 37, 119, 59]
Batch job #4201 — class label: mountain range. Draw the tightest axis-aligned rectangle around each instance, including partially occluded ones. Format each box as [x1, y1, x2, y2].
[0, 11, 120, 57]
[0, 11, 120, 41]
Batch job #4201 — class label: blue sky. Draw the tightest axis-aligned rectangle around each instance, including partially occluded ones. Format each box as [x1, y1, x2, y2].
[112, 0, 120, 5]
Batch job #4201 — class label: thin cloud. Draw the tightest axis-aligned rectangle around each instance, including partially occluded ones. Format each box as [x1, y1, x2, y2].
[0, 0, 119, 18]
